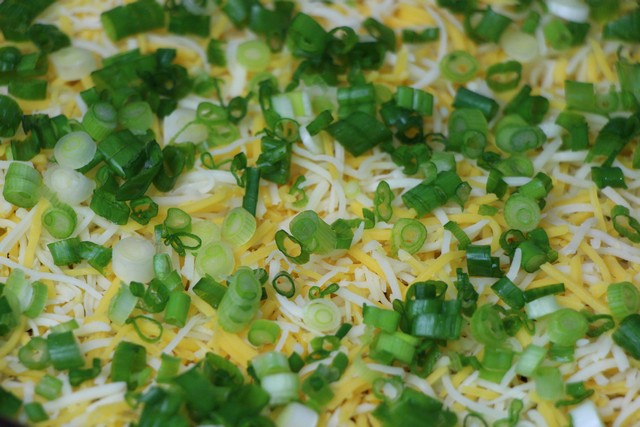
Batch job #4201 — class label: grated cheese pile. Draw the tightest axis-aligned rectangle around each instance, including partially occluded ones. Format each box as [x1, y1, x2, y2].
[1, 0, 640, 426]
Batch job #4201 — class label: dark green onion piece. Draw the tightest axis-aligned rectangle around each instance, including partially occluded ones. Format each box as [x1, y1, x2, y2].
[466, 245, 502, 277]
[613, 314, 640, 360]
[444, 221, 471, 250]
[504, 194, 541, 233]
[453, 88, 499, 121]
[491, 277, 525, 310]
[402, 27, 439, 43]
[486, 61, 522, 92]
[111, 340, 148, 390]
[603, 8, 640, 43]
[327, 111, 392, 157]
[592, 166, 626, 189]
[192, 276, 226, 310]
[272, 271, 295, 298]
[101, 0, 165, 41]
[374, 181, 394, 222]
[47, 331, 84, 370]
[8, 79, 47, 100]
[465, 7, 511, 43]
[612, 205, 640, 243]
[524, 283, 565, 302]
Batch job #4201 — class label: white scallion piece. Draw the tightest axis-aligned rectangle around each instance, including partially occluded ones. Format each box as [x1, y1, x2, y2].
[112, 237, 155, 284]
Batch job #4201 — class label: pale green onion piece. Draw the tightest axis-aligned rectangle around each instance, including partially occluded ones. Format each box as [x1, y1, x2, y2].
[500, 29, 539, 63]
[49, 47, 97, 82]
[163, 108, 208, 144]
[261, 372, 300, 406]
[54, 131, 97, 170]
[43, 166, 95, 206]
[303, 299, 341, 332]
[222, 207, 257, 247]
[112, 237, 155, 284]
[276, 403, 319, 427]
[118, 101, 154, 135]
[5, 269, 31, 313]
[195, 240, 235, 280]
[190, 220, 221, 249]
[108, 284, 138, 325]
[525, 294, 560, 320]
[237, 40, 271, 72]
[24, 281, 48, 319]
[252, 351, 291, 380]
[515, 344, 547, 377]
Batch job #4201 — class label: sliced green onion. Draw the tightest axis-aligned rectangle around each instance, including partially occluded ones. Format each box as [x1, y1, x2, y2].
[118, 101, 153, 135]
[24, 401, 48, 423]
[547, 308, 588, 345]
[535, 366, 564, 400]
[440, 51, 479, 83]
[252, 352, 291, 380]
[164, 292, 191, 328]
[108, 284, 138, 325]
[82, 101, 117, 141]
[35, 375, 63, 400]
[447, 108, 488, 156]
[592, 166, 626, 189]
[479, 347, 514, 383]
[0, 94, 22, 137]
[272, 271, 295, 298]
[101, 0, 165, 41]
[19, 337, 50, 370]
[391, 218, 427, 255]
[195, 241, 235, 280]
[608, 282, 640, 321]
[218, 267, 262, 333]
[491, 277, 525, 310]
[613, 314, 640, 360]
[47, 331, 84, 370]
[222, 207, 257, 247]
[303, 299, 341, 332]
[112, 237, 155, 284]
[466, 245, 502, 277]
[24, 281, 48, 319]
[486, 61, 522, 92]
[504, 194, 541, 232]
[3, 162, 42, 209]
[374, 181, 394, 222]
[54, 131, 97, 170]
[396, 86, 433, 116]
[42, 204, 77, 239]
[8, 78, 47, 100]
[45, 166, 95, 206]
[524, 283, 565, 302]
[237, 39, 271, 71]
[402, 27, 439, 43]
[444, 221, 471, 250]
[373, 331, 418, 364]
[611, 205, 640, 243]
[327, 111, 392, 157]
[47, 238, 81, 266]
[111, 341, 147, 390]
[363, 304, 401, 333]
[470, 304, 507, 346]
[525, 294, 560, 320]
[248, 319, 281, 346]
[515, 344, 547, 377]
[157, 353, 181, 383]
[192, 276, 227, 309]
[453, 88, 499, 121]
[49, 46, 97, 82]
[465, 7, 512, 43]
[290, 210, 337, 255]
